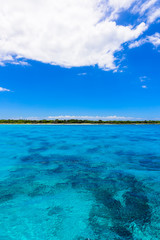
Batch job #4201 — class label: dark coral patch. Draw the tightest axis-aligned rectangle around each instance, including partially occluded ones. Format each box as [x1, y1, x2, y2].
[111, 226, 133, 239]
[139, 157, 160, 171]
[47, 206, 63, 216]
[0, 193, 14, 203]
[21, 154, 51, 165]
[46, 165, 63, 174]
[88, 171, 151, 238]
[86, 147, 100, 154]
[28, 145, 49, 153]
[28, 184, 48, 197]
[123, 190, 151, 224]
[57, 145, 71, 150]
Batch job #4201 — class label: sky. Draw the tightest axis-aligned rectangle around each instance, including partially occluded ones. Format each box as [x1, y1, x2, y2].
[0, 0, 160, 120]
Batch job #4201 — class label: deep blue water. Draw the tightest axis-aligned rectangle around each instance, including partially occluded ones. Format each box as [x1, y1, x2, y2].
[0, 125, 160, 240]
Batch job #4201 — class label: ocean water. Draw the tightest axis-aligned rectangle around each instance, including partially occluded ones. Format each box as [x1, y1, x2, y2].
[0, 125, 160, 240]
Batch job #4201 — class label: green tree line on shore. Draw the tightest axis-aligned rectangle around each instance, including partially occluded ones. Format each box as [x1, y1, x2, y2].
[0, 119, 160, 124]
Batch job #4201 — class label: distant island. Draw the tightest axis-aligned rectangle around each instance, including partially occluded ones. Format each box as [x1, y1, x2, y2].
[0, 119, 160, 124]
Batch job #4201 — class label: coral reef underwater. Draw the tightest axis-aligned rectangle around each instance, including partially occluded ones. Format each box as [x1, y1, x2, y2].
[0, 125, 160, 239]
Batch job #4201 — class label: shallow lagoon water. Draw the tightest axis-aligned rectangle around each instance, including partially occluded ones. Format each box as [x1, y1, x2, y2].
[0, 125, 160, 239]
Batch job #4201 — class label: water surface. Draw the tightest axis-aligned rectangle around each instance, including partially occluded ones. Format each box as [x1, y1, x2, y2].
[0, 125, 160, 240]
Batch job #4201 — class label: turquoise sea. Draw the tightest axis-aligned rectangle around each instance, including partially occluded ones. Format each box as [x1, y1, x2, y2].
[0, 125, 160, 240]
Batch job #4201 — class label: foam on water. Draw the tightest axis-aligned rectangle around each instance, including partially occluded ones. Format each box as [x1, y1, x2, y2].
[0, 125, 160, 239]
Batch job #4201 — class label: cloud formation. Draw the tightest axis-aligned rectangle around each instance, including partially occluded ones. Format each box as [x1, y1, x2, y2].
[132, 0, 160, 23]
[140, 76, 147, 82]
[0, 87, 10, 92]
[48, 115, 134, 120]
[0, 0, 159, 69]
[130, 32, 160, 48]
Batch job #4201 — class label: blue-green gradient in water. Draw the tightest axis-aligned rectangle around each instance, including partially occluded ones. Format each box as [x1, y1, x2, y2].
[0, 125, 160, 240]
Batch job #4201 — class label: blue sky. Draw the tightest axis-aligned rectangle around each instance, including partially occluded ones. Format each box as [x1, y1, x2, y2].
[0, 0, 160, 120]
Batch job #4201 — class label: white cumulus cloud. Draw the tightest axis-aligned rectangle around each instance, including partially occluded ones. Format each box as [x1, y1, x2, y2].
[0, 0, 151, 70]
[0, 87, 10, 92]
[132, 0, 160, 23]
[148, 8, 160, 23]
[129, 32, 160, 48]
[140, 76, 147, 82]
[140, 0, 158, 14]
[148, 33, 160, 46]
[48, 115, 134, 120]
